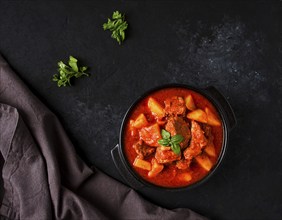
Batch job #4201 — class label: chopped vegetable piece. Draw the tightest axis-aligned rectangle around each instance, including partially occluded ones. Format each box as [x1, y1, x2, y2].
[133, 113, 148, 128]
[129, 119, 134, 129]
[148, 97, 165, 119]
[129, 120, 137, 136]
[139, 123, 161, 147]
[133, 158, 151, 171]
[159, 146, 171, 151]
[103, 11, 128, 45]
[148, 158, 164, 178]
[185, 94, 196, 111]
[52, 56, 89, 87]
[195, 153, 213, 171]
[177, 172, 192, 182]
[205, 107, 221, 126]
[187, 109, 208, 123]
[204, 142, 216, 157]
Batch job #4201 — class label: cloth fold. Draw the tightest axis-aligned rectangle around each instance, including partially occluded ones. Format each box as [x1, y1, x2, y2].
[0, 54, 208, 220]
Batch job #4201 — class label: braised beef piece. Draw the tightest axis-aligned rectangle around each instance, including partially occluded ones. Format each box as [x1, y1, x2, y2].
[133, 140, 155, 159]
[184, 120, 208, 162]
[202, 124, 214, 142]
[155, 147, 181, 164]
[165, 116, 191, 149]
[176, 159, 191, 170]
[164, 96, 186, 116]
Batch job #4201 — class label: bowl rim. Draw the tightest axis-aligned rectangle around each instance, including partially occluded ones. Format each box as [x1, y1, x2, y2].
[118, 83, 229, 191]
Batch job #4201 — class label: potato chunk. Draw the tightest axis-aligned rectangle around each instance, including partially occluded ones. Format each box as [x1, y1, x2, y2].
[148, 158, 164, 178]
[204, 142, 216, 157]
[133, 113, 148, 128]
[205, 107, 221, 126]
[129, 120, 137, 136]
[133, 158, 151, 171]
[195, 153, 213, 171]
[185, 94, 196, 111]
[148, 97, 165, 119]
[187, 109, 208, 123]
[177, 172, 192, 182]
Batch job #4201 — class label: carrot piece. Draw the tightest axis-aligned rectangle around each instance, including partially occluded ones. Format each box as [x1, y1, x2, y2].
[148, 97, 165, 119]
[148, 158, 164, 178]
[205, 107, 221, 126]
[187, 109, 208, 123]
[133, 158, 151, 171]
[185, 94, 196, 111]
[133, 113, 148, 128]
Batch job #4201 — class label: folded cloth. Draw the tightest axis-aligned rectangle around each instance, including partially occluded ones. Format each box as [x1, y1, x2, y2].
[0, 54, 208, 220]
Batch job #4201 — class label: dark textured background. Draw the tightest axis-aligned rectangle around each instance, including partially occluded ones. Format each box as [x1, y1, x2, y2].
[0, 1, 281, 219]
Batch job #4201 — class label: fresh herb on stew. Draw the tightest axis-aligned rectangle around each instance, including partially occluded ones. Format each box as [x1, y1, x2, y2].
[158, 129, 184, 155]
[52, 56, 89, 87]
[103, 11, 128, 45]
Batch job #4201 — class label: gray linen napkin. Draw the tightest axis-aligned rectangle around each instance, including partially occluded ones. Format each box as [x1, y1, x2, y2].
[0, 54, 208, 220]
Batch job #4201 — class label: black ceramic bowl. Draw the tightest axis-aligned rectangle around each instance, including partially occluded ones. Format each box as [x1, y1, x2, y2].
[111, 84, 236, 191]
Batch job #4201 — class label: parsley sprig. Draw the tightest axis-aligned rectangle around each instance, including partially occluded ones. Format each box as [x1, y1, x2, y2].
[103, 11, 128, 45]
[52, 56, 89, 87]
[158, 129, 184, 155]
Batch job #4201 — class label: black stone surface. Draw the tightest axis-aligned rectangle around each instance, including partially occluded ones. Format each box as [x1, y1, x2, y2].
[0, 1, 281, 219]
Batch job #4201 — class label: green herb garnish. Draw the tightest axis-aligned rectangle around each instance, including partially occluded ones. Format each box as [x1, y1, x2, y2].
[52, 56, 89, 87]
[158, 129, 184, 155]
[103, 11, 128, 45]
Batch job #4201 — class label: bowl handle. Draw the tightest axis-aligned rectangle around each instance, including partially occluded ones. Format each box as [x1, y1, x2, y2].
[205, 86, 237, 130]
[111, 144, 144, 190]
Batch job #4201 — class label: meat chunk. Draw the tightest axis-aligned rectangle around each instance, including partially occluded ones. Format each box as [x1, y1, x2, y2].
[176, 159, 191, 170]
[184, 120, 208, 161]
[155, 146, 181, 164]
[202, 124, 216, 157]
[202, 124, 215, 146]
[133, 141, 155, 159]
[165, 116, 191, 149]
[202, 124, 213, 140]
[164, 96, 186, 116]
[139, 123, 161, 147]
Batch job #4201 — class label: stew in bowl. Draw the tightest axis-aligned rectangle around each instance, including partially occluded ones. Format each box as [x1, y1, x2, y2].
[112, 84, 236, 190]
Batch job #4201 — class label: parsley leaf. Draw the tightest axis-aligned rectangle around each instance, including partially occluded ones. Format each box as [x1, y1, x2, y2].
[52, 56, 89, 87]
[158, 129, 184, 155]
[103, 11, 128, 45]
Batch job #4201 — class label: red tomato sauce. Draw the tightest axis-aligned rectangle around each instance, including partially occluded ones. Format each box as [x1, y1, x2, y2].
[123, 87, 223, 188]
